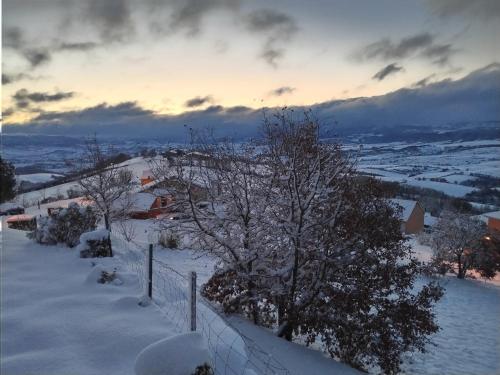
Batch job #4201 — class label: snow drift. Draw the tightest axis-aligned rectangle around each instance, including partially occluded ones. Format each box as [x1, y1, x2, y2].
[134, 332, 211, 375]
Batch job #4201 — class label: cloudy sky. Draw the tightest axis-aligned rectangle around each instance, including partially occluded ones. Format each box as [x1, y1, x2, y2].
[2, 0, 499, 130]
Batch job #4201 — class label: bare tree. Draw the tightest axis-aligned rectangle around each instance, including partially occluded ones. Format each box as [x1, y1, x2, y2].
[259, 110, 355, 339]
[151, 112, 443, 374]
[431, 210, 489, 278]
[153, 134, 274, 323]
[116, 218, 137, 242]
[76, 137, 135, 256]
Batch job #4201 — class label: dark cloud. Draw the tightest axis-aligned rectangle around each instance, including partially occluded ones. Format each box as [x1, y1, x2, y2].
[259, 45, 284, 68]
[356, 33, 433, 61]
[86, 0, 134, 42]
[2, 73, 31, 85]
[3, 101, 262, 140]
[411, 74, 436, 88]
[5, 64, 499, 139]
[13, 89, 74, 103]
[224, 105, 252, 113]
[245, 9, 297, 33]
[3, 27, 51, 68]
[15, 100, 31, 109]
[33, 101, 153, 123]
[3, 3, 297, 68]
[427, 0, 500, 20]
[3, 24, 100, 69]
[185, 95, 214, 108]
[354, 33, 457, 66]
[2, 74, 13, 85]
[421, 44, 457, 66]
[57, 41, 99, 51]
[2, 108, 15, 118]
[3, 26, 24, 50]
[22, 48, 52, 67]
[12, 89, 74, 110]
[202, 105, 224, 114]
[270, 86, 296, 96]
[372, 63, 404, 80]
[244, 9, 298, 67]
[165, 0, 239, 36]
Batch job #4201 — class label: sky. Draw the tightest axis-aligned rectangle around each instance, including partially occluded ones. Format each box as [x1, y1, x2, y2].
[1, 0, 500, 132]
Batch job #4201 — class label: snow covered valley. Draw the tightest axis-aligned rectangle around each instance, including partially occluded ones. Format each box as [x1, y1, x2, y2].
[2, 136, 499, 375]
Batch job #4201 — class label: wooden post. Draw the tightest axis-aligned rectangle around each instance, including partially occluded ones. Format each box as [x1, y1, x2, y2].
[148, 244, 153, 299]
[190, 271, 197, 331]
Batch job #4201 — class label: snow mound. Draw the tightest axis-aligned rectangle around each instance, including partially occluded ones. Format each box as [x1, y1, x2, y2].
[111, 296, 145, 310]
[76, 229, 110, 253]
[85, 266, 106, 284]
[134, 332, 211, 375]
[80, 229, 110, 243]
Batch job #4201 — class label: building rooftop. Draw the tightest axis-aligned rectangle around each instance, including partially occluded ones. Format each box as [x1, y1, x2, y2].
[6, 214, 35, 223]
[390, 198, 419, 221]
[483, 211, 500, 220]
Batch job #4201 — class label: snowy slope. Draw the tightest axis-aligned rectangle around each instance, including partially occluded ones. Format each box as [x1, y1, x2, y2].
[0, 227, 174, 375]
[16, 173, 64, 184]
[403, 276, 500, 375]
[15, 157, 154, 207]
[0, 224, 363, 375]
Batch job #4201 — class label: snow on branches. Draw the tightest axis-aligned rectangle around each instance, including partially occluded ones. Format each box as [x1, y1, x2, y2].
[154, 110, 443, 374]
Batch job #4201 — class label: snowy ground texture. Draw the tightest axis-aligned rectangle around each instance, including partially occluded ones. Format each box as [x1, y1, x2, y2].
[8, 138, 500, 205]
[0, 227, 173, 375]
[355, 140, 500, 198]
[0, 225, 360, 375]
[2, 220, 500, 375]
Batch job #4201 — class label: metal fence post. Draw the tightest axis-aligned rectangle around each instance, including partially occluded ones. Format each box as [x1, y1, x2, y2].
[190, 271, 197, 331]
[148, 244, 153, 299]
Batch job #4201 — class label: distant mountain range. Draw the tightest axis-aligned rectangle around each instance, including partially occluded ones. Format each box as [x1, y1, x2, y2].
[4, 63, 499, 143]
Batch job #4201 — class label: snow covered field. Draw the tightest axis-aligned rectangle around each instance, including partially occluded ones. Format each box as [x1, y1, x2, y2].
[0, 224, 361, 375]
[0, 227, 172, 375]
[5, 138, 500, 201]
[355, 140, 500, 198]
[403, 277, 500, 375]
[16, 173, 64, 184]
[14, 156, 153, 207]
[2, 144, 500, 375]
[2, 223, 499, 375]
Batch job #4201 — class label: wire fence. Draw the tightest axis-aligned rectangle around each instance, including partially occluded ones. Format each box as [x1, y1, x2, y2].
[111, 233, 290, 375]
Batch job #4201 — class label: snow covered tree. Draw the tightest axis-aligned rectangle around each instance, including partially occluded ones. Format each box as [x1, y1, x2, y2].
[0, 156, 16, 203]
[299, 178, 443, 374]
[155, 135, 275, 324]
[430, 211, 489, 279]
[29, 203, 97, 247]
[169, 111, 443, 374]
[476, 230, 500, 279]
[76, 137, 135, 256]
[257, 110, 356, 339]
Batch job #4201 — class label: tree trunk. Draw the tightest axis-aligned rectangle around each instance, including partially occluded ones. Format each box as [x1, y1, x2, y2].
[104, 213, 111, 231]
[248, 279, 259, 325]
[107, 234, 113, 257]
[277, 321, 294, 341]
[457, 254, 464, 279]
[104, 213, 113, 257]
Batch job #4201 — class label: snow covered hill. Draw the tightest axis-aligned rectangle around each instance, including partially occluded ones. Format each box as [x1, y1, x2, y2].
[0, 227, 172, 375]
[0, 225, 362, 375]
[16, 173, 64, 184]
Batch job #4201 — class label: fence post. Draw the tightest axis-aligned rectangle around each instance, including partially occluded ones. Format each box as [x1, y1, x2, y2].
[190, 271, 197, 331]
[148, 244, 153, 299]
